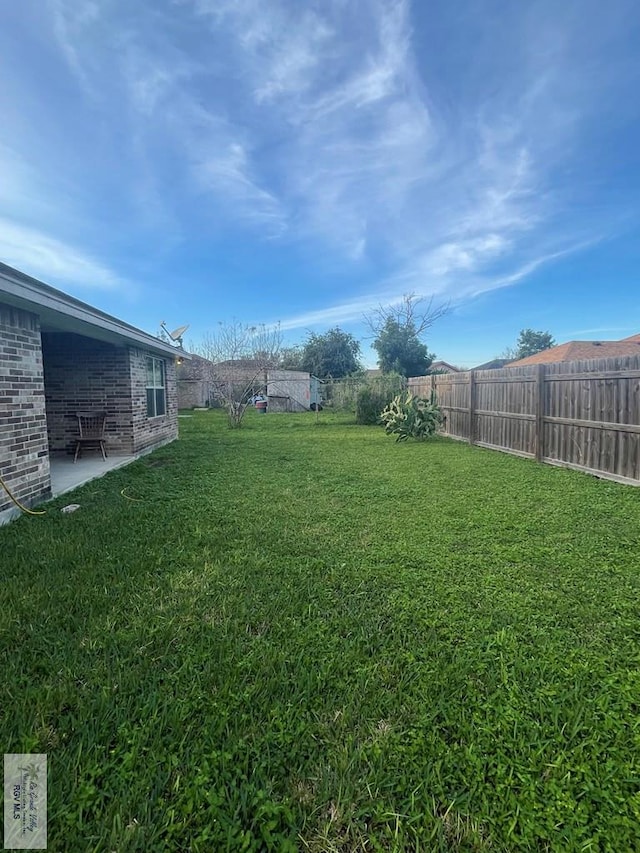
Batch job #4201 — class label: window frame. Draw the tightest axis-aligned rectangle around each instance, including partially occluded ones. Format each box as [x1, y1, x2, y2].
[146, 356, 167, 418]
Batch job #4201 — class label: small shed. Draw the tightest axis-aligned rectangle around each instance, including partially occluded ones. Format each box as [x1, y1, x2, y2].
[266, 370, 323, 412]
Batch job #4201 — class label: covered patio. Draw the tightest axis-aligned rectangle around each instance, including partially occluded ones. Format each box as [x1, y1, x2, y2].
[49, 454, 137, 499]
[0, 261, 184, 525]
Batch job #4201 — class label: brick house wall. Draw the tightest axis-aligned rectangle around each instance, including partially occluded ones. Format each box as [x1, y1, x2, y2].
[42, 335, 178, 455]
[0, 303, 50, 515]
[42, 333, 134, 455]
[2, 310, 177, 520]
[129, 348, 178, 453]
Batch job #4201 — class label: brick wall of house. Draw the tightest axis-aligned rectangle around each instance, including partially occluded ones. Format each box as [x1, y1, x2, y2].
[129, 349, 178, 453]
[42, 333, 134, 455]
[0, 303, 50, 517]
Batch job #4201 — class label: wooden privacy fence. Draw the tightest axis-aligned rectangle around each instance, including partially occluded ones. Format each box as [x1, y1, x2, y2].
[408, 354, 640, 485]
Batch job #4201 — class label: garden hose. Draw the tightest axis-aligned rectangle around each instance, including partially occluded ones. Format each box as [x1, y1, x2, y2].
[1, 471, 187, 516]
[0, 474, 187, 515]
[121, 488, 144, 502]
[0, 472, 47, 516]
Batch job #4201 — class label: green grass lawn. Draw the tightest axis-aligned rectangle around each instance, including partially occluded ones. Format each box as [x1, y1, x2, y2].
[2, 410, 640, 852]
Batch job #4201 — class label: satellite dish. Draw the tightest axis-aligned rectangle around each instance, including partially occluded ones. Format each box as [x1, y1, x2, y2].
[169, 324, 190, 341]
[160, 321, 190, 348]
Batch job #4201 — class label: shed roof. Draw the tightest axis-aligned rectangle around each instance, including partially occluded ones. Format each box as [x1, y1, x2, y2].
[0, 261, 183, 358]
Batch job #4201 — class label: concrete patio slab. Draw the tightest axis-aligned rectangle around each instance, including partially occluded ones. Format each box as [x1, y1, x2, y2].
[49, 454, 137, 498]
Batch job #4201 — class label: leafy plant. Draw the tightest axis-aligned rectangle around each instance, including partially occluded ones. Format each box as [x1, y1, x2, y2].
[355, 373, 406, 424]
[380, 390, 442, 441]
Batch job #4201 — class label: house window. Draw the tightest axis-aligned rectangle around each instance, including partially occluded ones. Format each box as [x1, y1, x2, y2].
[146, 357, 166, 417]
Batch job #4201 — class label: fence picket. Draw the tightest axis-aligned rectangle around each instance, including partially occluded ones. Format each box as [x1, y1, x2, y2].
[408, 354, 640, 485]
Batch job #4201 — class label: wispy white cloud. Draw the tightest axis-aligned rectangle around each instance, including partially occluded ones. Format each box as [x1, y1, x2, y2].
[0, 219, 125, 291]
[0, 145, 50, 223]
[112, 25, 289, 233]
[562, 327, 637, 338]
[176, 0, 565, 286]
[194, 142, 285, 231]
[0, 137, 131, 293]
[277, 296, 391, 333]
[0, 136, 131, 295]
[276, 235, 603, 332]
[49, 0, 102, 96]
[43, 0, 595, 268]
[5, 0, 631, 321]
[153, 0, 435, 251]
[422, 235, 511, 278]
[463, 242, 599, 299]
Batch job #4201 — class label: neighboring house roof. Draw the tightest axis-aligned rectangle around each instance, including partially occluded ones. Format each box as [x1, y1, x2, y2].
[207, 358, 270, 383]
[0, 261, 182, 358]
[213, 358, 266, 370]
[191, 361, 319, 385]
[472, 358, 513, 370]
[430, 360, 460, 373]
[508, 339, 640, 367]
[177, 353, 214, 380]
[365, 368, 382, 378]
[621, 333, 640, 342]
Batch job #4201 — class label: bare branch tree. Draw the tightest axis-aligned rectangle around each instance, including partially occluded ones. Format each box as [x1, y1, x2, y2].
[496, 345, 517, 361]
[192, 321, 283, 428]
[363, 293, 450, 338]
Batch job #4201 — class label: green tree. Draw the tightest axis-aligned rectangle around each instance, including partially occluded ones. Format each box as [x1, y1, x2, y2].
[365, 293, 449, 378]
[300, 328, 362, 378]
[514, 329, 555, 359]
[372, 318, 435, 377]
[278, 346, 304, 371]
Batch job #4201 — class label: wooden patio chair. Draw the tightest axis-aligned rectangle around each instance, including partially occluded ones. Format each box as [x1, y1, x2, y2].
[74, 411, 108, 463]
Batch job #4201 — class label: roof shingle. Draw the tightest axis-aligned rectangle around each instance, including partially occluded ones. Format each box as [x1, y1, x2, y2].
[508, 339, 640, 366]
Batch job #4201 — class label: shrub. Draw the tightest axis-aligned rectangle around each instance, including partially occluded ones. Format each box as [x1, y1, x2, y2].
[326, 375, 365, 412]
[355, 386, 382, 425]
[355, 373, 406, 424]
[380, 391, 443, 441]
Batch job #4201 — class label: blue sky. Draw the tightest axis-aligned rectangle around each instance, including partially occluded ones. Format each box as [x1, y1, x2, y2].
[1, 0, 639, 368]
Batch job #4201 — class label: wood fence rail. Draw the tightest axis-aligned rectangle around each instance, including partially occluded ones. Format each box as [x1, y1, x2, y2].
[408, 354, 640, 485]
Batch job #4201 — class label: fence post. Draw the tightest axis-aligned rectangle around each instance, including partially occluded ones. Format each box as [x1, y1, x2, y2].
[535, 364, 545, 461]
[469, 370, 476, 445]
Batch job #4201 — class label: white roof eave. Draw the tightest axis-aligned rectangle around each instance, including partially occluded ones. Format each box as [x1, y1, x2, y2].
[0, 262, 188, 359]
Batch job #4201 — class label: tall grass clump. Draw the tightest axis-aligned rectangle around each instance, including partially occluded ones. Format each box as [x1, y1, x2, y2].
[355, 372, 406, 424]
